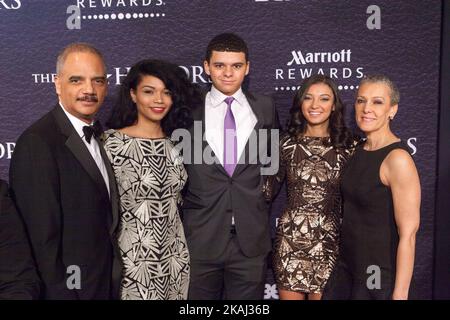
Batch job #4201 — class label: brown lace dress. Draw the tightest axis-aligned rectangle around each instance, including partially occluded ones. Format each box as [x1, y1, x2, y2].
[263, 134, 356, 294]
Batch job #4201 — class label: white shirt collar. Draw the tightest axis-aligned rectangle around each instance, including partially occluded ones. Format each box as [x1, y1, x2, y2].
[59, 102, 94, 139]
[209, 86, 245, 108]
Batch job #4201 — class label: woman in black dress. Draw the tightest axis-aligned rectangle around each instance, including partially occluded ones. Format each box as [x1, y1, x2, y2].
[323, 75, 421, 300]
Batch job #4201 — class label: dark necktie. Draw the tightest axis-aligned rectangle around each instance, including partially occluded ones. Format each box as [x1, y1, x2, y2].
[82, 120, 103, 144]
[223, 96, 237, 176]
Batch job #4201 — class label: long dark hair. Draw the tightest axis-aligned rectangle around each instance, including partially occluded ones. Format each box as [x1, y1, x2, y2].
[287, 74, 354, 149]
[106, 59, 201, 136]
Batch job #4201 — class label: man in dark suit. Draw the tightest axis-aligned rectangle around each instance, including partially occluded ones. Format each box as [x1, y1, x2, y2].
[0, 179, 40, 299]
[182, 33, 280, 300]
[9, 43, 122, 299]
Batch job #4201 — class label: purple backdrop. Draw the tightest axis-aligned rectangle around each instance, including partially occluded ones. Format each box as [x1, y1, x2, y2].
[0, 0, 441, 299]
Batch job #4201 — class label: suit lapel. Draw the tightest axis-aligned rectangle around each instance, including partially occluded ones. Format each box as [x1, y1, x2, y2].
[97, 137, 119, 235]
[196, 91, 266, 178]
[52, 105, 109, 199]
[195, 91, 267, 178]
[193, 100, 228, 177]
[245, 91, 264, 131]
[232, 92, 264, 177]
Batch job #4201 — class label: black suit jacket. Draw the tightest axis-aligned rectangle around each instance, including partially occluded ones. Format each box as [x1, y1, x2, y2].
[0, 180, 40, 299]
[9, 105, 122, 299]
[182, 91, 280, 260]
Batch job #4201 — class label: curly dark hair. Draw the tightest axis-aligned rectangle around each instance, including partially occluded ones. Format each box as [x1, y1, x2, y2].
[205, 33, 249, 62]
[106, 59, 201, 136]
[287, 74, 355, 149]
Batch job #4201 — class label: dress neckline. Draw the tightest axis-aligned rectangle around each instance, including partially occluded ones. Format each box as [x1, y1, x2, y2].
[299, 134, 330, 140]
[360, 140, 402, 153]
[115, 129, 168, 141]
[298, 135, 331, 144]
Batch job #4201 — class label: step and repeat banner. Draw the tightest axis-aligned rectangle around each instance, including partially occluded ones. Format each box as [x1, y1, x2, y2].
[0, 0, 441, 299]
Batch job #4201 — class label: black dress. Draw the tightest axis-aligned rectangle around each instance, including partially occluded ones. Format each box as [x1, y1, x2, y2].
[323, 141, 410, 300]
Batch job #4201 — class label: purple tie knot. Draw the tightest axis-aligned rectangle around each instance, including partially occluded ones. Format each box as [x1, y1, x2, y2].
[225, 96, 234, 106]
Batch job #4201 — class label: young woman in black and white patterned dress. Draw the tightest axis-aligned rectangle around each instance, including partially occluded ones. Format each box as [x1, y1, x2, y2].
[104, 59, 201, 300]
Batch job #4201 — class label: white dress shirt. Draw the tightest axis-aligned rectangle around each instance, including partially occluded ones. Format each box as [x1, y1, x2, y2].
[59, 103, 110, 196]
[204, 86, 257, 166]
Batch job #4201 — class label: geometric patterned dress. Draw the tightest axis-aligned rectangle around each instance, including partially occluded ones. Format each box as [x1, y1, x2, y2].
[263, 134, 356, 294]
[103, 129, 190, 300]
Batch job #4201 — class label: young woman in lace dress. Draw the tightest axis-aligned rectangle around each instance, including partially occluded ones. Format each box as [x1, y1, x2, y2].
[264, 75, 358, 300]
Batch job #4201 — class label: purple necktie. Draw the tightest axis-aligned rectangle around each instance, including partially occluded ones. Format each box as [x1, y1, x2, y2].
[223, 96, 237, 176]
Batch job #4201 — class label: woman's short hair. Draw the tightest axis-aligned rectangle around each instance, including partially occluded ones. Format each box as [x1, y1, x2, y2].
[359, 74, 400, 106]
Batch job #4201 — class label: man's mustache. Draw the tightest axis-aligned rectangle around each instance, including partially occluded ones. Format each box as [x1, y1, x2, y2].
[77, 95, 98, 102]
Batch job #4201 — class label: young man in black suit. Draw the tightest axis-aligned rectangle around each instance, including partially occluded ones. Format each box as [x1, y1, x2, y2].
[9, 43, 122, 299]
[182, 33, 280, 300]
[0, 179, 40, 299]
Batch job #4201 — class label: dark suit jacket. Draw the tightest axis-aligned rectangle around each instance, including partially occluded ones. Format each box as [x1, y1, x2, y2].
[9, 105, 122, 300]
[0, 180, 40, 299]
[182, 91, 280, 260]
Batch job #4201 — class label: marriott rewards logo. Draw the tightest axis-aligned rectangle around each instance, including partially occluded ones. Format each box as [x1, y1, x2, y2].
[275, 49, 365, 91]
[66, 0, 167, 30]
